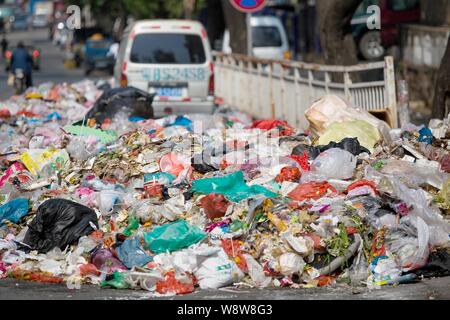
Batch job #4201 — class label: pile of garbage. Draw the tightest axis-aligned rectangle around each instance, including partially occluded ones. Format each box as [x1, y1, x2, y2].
[0, 82, 449, 295]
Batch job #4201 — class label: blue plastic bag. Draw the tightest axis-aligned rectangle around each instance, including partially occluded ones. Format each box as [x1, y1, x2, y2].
[418, 127, 433, 145]
[191, 171, 278, 202]
[116, 237, 153, 269]
[144, 220, 206, 254]
[170, 116, 192, 131]
[0, 198, 29, 225]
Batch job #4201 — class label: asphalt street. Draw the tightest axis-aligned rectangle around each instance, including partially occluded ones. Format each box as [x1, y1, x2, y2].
[0, 276, 449, 300]
[0, 28, 103, 100]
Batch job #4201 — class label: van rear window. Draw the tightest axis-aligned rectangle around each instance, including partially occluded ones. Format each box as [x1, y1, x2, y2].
[130, 33, 206, 64]
[252, 26, 282, 48]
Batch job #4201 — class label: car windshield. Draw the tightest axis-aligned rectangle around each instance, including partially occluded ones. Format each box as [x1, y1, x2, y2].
[252, 26, 282, 48]
[130, 33, 206, 64]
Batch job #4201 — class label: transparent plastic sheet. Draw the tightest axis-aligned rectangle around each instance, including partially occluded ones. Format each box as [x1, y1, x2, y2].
[392, 183, 450, 247]
[243, 253, 272, 288]
[386, 216, 430, 272]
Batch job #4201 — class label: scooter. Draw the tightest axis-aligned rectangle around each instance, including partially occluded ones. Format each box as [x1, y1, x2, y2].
[13, 68, 26, 95]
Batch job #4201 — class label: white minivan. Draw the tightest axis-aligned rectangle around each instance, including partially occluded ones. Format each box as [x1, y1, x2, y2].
[114, 20, 215, 117]
[221, 16, 291, 61]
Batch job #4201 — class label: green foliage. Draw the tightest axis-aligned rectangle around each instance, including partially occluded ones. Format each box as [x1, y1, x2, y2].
[66, 0, 207, 20]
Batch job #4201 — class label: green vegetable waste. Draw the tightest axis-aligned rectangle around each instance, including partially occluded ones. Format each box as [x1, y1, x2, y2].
[191, 171, 278, 202]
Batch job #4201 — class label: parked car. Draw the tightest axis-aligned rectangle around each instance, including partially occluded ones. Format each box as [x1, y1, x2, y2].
[220, 16, 291, 61]
[5, 45, 41, 71]
[114, 20, 215, 117]
[351, 0, 420, 60]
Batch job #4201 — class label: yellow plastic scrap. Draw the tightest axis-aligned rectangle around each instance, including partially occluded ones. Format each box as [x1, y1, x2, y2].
[20, 149, 70, 176]
[316, 120, 381, 152]
[267, 212, 287, 232]
[25, 92, 44, 100]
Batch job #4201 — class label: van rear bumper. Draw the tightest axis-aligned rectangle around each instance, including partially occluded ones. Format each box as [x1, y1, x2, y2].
[153, 100, 216, 118]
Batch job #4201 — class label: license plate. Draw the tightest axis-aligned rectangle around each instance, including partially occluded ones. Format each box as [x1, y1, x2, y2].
[154, 87, 184, 97]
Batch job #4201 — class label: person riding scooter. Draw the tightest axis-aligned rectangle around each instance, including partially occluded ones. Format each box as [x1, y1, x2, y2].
[11, 41, 33, 88]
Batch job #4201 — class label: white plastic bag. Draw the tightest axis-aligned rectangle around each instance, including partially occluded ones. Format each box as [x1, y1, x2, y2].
[279, 253, 305, 277]
[193, 246, 244, 289]
[311, 148, 356, 180]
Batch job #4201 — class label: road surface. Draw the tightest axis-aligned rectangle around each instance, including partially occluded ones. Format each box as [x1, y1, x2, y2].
[0, 28, 103, 100]
[0, 277, 449, 300]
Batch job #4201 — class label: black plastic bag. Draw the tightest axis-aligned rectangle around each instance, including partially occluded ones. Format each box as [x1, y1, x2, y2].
[191, 153, 217, 174]
[84, 87, 155, 123]
[23, 199, 99, 253]
[319, 138, 370, 156]
[411, 250, 450, 278]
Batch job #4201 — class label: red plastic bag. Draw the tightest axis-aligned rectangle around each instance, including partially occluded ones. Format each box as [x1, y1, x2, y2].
[317, 275, 336, 287]
[200, 194, 231, 220]
[79, 263, 101, 277]
[288, 182, 337, 201]
[221, 239, 248, 272]
[303, 233, 325, 250]
[345, 180, 378, 195]
[0, 109, 11, 118]
[159, 153, 188, 177]
[144, 184, 163, 199]
[275, 167, 301, 183]
[156, 271, 195, 295]
[251, 120, 294, 136]
[288, 154, 310, 172]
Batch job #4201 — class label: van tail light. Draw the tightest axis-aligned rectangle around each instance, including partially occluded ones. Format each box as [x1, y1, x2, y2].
[120, 62, 128, 87]
[208, 62, 214, 97]
[120, 73, 128, 87]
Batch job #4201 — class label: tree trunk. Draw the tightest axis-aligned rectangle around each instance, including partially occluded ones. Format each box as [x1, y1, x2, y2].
[420, 0, 450, 27]
[207, 0, 226, 48]
[432, 35, 450, 119]
[183, 0, 196, 19]
[221, 0, 248, 55]
[317, 0, 362, 66]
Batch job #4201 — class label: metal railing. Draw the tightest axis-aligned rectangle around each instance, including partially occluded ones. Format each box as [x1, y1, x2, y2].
[401, 24, 450, 69]
[213, 53, 398, 129]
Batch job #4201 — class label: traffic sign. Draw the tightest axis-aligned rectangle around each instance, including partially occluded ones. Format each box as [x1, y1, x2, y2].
[230, 0, 267, 13]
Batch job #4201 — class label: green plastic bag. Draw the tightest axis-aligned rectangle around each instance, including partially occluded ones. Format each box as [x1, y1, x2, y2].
[144, 220, 206, 254]
[64, 125, 118, 144]
[191, 171, 278, 203]
[100, 271, 130, 289]
[123, 215, 139, 237]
